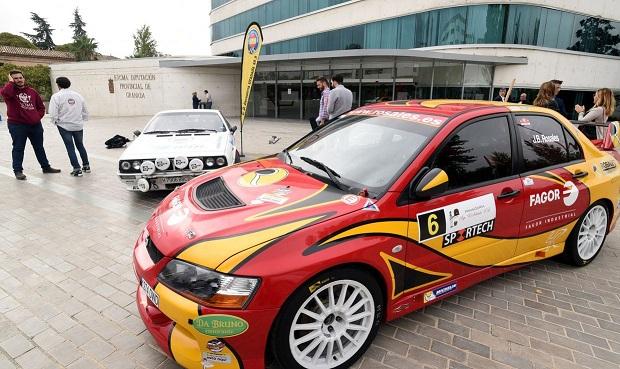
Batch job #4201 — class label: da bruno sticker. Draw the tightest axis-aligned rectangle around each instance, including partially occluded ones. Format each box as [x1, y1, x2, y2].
[238, 168, 288, 187]
[192, 315, 249, 337]
[417, 194, 496, 242]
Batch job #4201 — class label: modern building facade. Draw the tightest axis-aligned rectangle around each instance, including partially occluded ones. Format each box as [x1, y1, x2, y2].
[210, 0, 620, 119]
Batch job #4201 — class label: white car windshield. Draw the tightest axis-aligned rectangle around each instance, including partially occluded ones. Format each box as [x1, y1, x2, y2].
[283, 112, 443, 195]
[144, 112, 227, 134]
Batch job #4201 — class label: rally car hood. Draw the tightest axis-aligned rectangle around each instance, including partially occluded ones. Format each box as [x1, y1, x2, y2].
[120, 132, 230, 160]
[146, 157, 377, 270]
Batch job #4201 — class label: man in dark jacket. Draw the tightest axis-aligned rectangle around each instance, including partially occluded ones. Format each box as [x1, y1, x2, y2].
[551, 79, 568, 118]
[192, 92, 201, 109]
[0, 70, 60, 180]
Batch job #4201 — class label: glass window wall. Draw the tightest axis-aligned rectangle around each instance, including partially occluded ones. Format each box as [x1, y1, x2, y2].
[243, 4, 620, 57]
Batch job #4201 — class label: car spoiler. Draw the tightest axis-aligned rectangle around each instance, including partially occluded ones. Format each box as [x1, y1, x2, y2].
[570, 120, 620, 151]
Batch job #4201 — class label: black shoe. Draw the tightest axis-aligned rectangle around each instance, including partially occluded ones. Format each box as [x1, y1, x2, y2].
[70, 169, 83, 177]
[14, 172, 26, 180]
[82, 165, 91, 173]
[42, 167, 61, 174]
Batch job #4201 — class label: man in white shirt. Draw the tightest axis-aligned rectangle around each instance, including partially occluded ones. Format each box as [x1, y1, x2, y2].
[327, 74, 353, 120]
[49, 77, 90, 177]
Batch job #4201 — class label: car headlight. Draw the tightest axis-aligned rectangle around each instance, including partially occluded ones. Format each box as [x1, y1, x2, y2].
[121, 161, 131, 171]
[205, 157, 215, 167]
[216, 157, 226, 166]
[158, 260, 259, 309]
[132, 160, 141, 170]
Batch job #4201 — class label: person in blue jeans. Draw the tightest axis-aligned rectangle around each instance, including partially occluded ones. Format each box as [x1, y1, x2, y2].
[48, 77, 90, 177]
[1, 70, 61, 180]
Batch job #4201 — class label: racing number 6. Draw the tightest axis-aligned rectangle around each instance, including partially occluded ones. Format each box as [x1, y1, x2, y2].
[427, 213, 439, 236]
[418, 209, 446, 242]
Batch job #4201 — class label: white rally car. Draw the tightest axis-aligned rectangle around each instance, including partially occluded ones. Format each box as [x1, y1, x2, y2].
[118, 110, 239, 192]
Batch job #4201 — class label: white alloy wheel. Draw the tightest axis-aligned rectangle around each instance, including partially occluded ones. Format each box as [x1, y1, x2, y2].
[576, 205, 608, 260]
[288, 279, 375, 369]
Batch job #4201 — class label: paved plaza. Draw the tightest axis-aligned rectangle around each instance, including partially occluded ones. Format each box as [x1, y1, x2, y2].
[0, 113, 619, 369]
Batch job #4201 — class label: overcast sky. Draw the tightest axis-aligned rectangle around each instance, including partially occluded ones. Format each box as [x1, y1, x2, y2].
[0, 0, 212, 57]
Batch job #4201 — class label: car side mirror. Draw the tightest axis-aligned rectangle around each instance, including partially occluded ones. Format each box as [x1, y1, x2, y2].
[231, 126, 238, 133]
[133, 130, 141, 137]
[413, 168, 449, 199]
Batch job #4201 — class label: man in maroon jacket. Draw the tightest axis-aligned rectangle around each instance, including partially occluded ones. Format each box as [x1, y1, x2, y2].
[1, 70, 60, 180]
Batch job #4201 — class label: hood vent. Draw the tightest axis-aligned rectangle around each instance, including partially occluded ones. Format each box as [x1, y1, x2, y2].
[194, 177, 244, 210]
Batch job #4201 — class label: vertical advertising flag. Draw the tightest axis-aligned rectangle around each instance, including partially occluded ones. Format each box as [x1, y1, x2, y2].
[240, 22, 263, 127]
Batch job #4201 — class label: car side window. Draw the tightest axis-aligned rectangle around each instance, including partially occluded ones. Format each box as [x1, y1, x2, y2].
[432, 116, 513, 190]
[516, 115, 574, 172]
[564, 127, 584, 162]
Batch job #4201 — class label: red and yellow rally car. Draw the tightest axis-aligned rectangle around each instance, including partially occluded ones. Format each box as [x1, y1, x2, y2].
[133, 100, 620, 369]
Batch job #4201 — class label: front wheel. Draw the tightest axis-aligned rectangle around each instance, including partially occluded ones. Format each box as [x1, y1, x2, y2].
[564, 203, 609, 266]
[271, 268, 384, 369]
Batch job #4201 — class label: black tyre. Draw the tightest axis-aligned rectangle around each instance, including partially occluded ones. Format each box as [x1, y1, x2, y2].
[563, 202, 609, 266]
[271, 268, 384, 369]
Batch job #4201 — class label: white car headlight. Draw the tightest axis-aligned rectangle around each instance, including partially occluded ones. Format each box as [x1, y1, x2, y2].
[140, 161, 156, 175]
[132, 161, 141, 170]
[216, 157, 226, 166]
[158, 260, 259, 309]
[189, 158, 204, 172]
[174, 156, 189, 169]
[155, 158, 170, 171]
[121, 161, 131, 171]
[205, 157, 215, 167]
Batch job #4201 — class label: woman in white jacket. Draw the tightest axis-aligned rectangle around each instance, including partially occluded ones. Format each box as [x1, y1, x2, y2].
[575, 88, 616, 139]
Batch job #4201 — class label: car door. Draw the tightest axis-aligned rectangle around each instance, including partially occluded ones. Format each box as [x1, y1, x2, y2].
[403, 115, 524, 298]
[514, 114, 592, 257]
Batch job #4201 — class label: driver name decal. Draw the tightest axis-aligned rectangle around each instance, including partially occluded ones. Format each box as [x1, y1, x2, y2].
[417, 194, 496, 242]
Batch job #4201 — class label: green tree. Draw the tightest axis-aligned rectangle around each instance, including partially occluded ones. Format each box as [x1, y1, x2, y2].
[0, 32, 37, 49]
[69, 8, 87, 41]
[569, 17, 620, 56]
[131, 25, 161, 58]
[0, 63, 52, 100]
[72, 35, 98, 61]
[21, 12, 56, 50]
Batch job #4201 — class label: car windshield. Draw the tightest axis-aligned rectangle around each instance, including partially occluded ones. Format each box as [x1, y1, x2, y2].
[283, 111, 444, 195]
[144, 112, 227, 133]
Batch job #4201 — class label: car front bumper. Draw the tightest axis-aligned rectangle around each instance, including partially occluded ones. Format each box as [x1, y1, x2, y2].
[118, 171, 212, 191]
[133, 235, 278, 369]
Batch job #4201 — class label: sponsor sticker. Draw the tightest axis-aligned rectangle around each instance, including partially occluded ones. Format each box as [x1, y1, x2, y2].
[202, 352, 232, 367]
[443, 220, 494, 247]
[362, 198, 379, 212]
[517, 117, 531, 126]
[601, 160, 617, 171]
[523, 177, 534, 186]
[341, 194, 360, 205]
[141, 278, 159, 307]
[417, 194, 496, 242]
[207, 339, 225, 353]
[192, 315, 249, 337]
[257, 193, 288, 205]
[424, 283, 457, 303]
[528, 181, 578, 207]
[273, 187, 292, 196]
[238, 168, 288, 187]
[346, 109, 446, 127]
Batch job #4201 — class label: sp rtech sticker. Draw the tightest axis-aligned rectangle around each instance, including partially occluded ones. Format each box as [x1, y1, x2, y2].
[417, 194, 496, 242]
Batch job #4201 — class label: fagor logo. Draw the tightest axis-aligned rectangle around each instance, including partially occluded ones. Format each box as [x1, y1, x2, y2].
[562, 181, 578, 206]
[529, 181, 578, 207]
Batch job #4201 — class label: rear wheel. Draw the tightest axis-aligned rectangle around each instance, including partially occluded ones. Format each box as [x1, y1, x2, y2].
[272, 268, 383, 369]
[564, 203, 609, 266]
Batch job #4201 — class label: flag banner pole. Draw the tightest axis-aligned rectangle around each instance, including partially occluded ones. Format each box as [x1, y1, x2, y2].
[239, 22, 264, 157]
